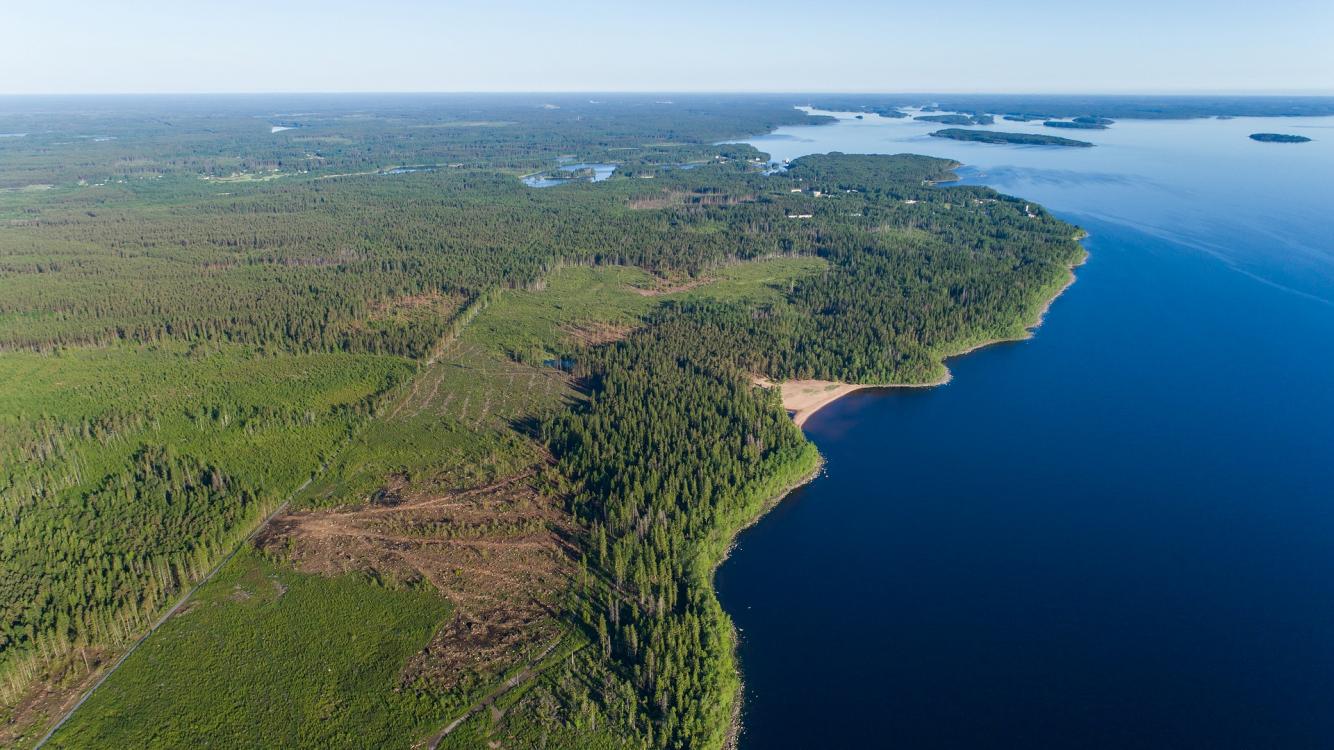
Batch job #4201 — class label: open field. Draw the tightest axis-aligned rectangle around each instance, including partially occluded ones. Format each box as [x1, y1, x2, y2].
[467, 258, 825, 362]
[296, 341, 568, 510]
[45, 550, 453, 749]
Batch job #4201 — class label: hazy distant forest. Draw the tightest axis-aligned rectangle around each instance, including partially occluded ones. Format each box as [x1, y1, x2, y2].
[1, 94, 1086, 748]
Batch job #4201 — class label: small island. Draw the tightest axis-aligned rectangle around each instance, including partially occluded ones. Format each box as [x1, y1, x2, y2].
[930, 128, 1094, 147]
[1249, 133, 1311, 143]
[859, 106, 908, 118]
[1045, 120, 1108, 130]
[916, 114, 980, 125]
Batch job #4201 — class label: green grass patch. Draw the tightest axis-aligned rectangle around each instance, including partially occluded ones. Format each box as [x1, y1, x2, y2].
[679, 255, 825, 305]
[296, 340, 569, 507]
[47, 550, 454, 750]
[466, 257, 825, 364]
[464, 265, 658, 363]
[0, 344, 412, 695]
[0, 344, 412, 504]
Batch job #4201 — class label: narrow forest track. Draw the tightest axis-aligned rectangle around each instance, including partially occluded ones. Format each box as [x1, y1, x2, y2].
[418, 639, 566, 750]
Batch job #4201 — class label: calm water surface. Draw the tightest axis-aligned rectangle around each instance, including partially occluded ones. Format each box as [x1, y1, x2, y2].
[522, 162, 616, 187]
[716, 111, 1334, 748]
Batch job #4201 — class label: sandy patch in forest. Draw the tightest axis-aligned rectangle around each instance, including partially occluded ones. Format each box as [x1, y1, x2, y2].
[751, 377, 872, 427]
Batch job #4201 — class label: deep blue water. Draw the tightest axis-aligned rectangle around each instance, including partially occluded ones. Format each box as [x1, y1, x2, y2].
[716, 111, 1334, 748]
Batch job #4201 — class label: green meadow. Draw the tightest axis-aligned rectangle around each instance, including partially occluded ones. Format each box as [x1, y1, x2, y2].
[46, 550, 453, 749]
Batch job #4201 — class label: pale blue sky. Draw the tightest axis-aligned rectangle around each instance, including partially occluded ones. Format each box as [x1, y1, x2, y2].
[4, 0, 1332, 94]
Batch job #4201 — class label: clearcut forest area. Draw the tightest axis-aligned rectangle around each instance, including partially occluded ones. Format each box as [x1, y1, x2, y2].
[0, 94, 1084, 748]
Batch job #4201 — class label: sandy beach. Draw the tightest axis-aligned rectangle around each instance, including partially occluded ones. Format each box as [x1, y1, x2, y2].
[753, 252, 1085, 430]
[753, 376, 948, 428]
[752, 377, 870, 427]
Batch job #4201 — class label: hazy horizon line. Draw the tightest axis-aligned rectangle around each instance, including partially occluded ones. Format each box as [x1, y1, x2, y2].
[4, 89, 1334, 98]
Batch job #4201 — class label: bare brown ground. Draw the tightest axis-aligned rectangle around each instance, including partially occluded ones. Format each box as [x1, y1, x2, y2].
[1, 648, 114, 749]
[561, 321, 635, 345]
[256, 471, 576, 692]
[369, 290, 465, 321]
[628, 277, 709, 297]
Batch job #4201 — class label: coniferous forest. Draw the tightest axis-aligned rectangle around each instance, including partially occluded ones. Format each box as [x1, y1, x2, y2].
[0, 94, 1084, 748]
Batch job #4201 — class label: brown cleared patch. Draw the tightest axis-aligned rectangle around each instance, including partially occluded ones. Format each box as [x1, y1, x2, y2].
[561, 321, 635, 346]
[369, 290, 466, 322]
[256, 471, 575, 692]
[628, 276, 708, 297]
[0, 646, 116, 749]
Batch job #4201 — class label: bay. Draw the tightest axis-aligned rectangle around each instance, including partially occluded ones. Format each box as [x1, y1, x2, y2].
[716, 109, 1334, 749]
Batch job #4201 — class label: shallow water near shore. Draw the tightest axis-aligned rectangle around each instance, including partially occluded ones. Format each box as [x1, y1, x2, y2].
[716, 111, 1334, 748]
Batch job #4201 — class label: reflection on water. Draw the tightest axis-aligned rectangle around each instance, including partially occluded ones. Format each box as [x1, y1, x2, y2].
[523, 162, 616, 187]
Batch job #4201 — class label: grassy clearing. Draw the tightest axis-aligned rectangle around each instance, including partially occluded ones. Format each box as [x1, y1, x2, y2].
[0, 344, 411, 743]
[468, 257, 825, 364]
[433, 639, 635, 750]
[0, 344, 412, 507]
[678, 255, 825, 305]
[296, 339, 571, 508]
[36, 255, 828, 748]
[46, 550, 454, 749]
[468, 266, 658, 363]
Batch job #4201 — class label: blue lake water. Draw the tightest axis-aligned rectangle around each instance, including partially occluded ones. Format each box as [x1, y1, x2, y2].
[561, 162, 616, 181]
[716, 111, 1334, 748]
[523, 162, 616, 187]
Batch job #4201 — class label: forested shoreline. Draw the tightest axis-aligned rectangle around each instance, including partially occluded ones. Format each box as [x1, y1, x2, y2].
[0, 96, 1084, 748]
